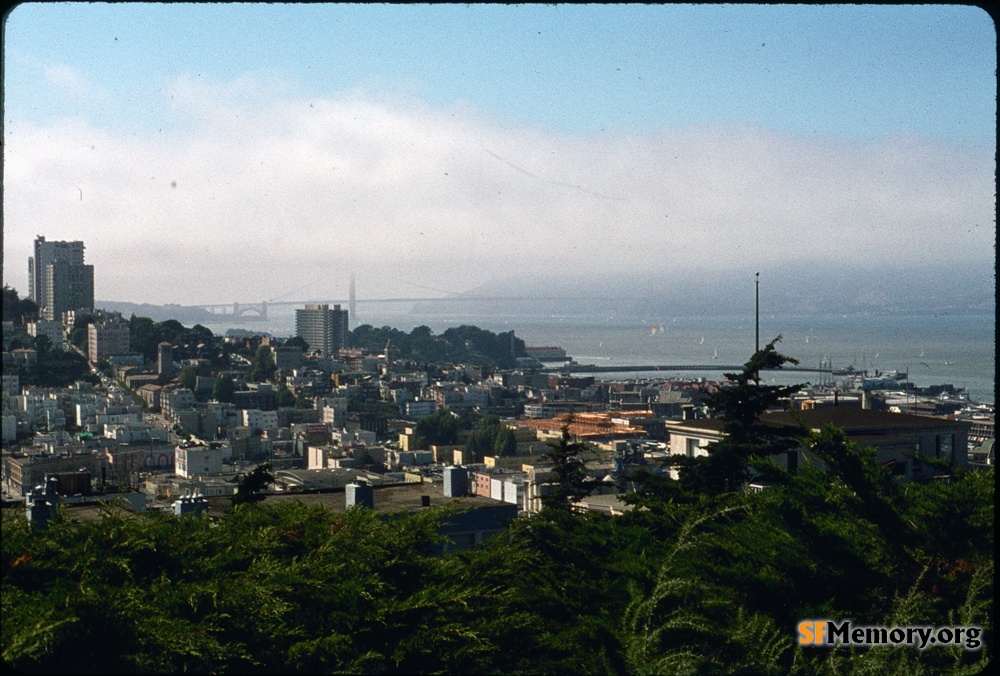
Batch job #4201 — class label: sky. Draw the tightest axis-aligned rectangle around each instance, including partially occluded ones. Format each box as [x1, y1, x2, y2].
[2, 3, 996, 306]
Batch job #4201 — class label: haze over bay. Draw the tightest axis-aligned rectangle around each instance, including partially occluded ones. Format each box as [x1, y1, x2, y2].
[3, 4, 995, 310]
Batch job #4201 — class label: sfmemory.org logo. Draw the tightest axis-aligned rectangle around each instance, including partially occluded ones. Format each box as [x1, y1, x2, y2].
[798, 620, 983, 651]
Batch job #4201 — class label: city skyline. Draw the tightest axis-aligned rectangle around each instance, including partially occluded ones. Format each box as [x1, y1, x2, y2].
[3, 4, 996, 305]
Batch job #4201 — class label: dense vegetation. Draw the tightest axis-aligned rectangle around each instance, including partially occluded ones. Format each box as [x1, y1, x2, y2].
[2, 335, 94, 388]
[128, 315, 220, 365]
[350, 323, 527, 368]
[2, 464, 991, 673]
[2, 285, 39, 323]
[2, 342, 992, 673]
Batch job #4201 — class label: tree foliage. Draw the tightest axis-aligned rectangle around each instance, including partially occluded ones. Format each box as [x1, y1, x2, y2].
[247, 344, 276, 383]
[231, 463, 275, 505]
[2, 286, 38, 323]
[4, 346, 90, 388]
[212, 372, 236, 404]
[284, 335, 309, 351]
[178, 367, 197, 391]
[677, 337, 804, 496]
[2, 339, 993, 674]
[463, 415, 517, 462]
[542, 423, 593, 510]
[2, 462, 992, 674]
[128, 315, 222, 367]
[412, 407, 459, 449]
[349, 324, 526, 368]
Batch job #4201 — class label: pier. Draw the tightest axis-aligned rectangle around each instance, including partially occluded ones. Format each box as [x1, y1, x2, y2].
[540, 364, 834, 375]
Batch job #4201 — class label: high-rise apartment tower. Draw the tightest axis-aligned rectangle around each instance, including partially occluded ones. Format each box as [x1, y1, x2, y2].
[29, 236, 94, 322]
[295, 304, 349, 356]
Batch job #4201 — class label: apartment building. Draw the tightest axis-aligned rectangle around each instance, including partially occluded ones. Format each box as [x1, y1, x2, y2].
[295, 304, 349, 356]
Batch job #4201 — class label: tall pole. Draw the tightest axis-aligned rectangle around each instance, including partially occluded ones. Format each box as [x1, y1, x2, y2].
[755, 272, 760, 355]
[349, 274, 357, 324]
[754, 272, 760, 386]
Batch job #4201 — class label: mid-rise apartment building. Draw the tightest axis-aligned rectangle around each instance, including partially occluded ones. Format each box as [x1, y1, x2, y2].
[88, 317, 131, 364]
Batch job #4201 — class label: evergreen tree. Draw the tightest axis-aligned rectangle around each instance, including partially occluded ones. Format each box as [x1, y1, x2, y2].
[248, 344, 277, 382]
[413, 407, 458, 449]
[463, 416, 516, 460]
[1, 286, 38, 322]
[678, 337, 804, 495]
[179, 367, 198, 391]
[542, 423, 592, 510]
[232, 463, 274, 505]
[212, 372, 235, 403]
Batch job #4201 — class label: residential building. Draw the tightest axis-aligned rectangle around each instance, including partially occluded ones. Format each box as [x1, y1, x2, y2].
[664, 408, 971, 483]
[270, 345, 303, 370]
[88, 317, 131, 364]
[295, 304, 349, 356]
[43, 260, 94, 322]
[27, 320, 65, 351]
[28, 236, 85, 306]
[405, 400, 438, 419]
[161, 388, 195, 419]
[174, 442, 230, 479]
[3, 450, 106, 497]
[242, 409, 279, 433]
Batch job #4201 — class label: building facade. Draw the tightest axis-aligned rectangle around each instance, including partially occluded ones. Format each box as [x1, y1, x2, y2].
[664, 408, 972, 483]
[157, 342, 174, 375]
[88, 317, 132, 364]
[27, 320, 65, 351]
[29, 236, 85, 305]
[174, 442, 229, 479]
[295, 304, 349, 356]
[43, 260, 94, 321]
[29, 237, 94, 322]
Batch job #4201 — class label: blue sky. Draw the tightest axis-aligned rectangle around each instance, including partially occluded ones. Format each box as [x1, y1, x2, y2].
[2, 3, 996, 304]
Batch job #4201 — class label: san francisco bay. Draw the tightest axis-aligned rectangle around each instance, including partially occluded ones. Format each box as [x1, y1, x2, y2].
[202, 306, 995, 405]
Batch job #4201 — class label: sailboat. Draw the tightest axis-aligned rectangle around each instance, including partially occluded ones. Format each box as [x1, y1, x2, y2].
[711, 348, 719, 360]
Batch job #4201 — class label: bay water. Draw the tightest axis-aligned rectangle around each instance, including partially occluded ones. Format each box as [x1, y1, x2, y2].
[203, 305, 995, 405]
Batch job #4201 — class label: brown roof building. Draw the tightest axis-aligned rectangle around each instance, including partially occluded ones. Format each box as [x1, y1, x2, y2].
[664, 408, 970, 483]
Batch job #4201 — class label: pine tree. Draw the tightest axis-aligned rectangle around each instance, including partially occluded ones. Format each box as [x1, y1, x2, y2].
[542, 422, 592, 510]
[678, 337, 804, 495]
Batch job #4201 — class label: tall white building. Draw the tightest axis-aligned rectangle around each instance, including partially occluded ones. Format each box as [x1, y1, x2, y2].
[29, 236, 94, 321]
[295, 304, 349, 356]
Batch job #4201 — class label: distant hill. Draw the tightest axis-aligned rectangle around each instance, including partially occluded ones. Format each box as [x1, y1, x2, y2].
[95, 301, 218, 325]
[413, 261, 995, 318]
[98, 261, 993, 323]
